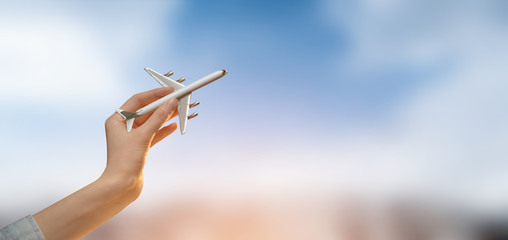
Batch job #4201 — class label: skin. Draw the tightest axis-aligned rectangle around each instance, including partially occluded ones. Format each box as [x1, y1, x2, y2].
[33, 87, 179, 240]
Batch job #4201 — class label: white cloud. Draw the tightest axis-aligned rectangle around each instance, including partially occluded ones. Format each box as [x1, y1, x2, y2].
[0, 18, 118, 103]
[0, 1, 177, 105]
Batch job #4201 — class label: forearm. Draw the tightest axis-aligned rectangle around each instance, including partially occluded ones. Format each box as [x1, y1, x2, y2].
[33, 171, 142, 240]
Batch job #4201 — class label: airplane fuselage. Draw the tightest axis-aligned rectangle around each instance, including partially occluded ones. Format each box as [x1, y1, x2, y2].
[116, 68, 228, 133]
[136, 69, 227, 116]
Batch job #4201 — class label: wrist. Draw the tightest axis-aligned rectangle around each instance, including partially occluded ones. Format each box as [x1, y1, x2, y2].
[99, 169, 144, 202]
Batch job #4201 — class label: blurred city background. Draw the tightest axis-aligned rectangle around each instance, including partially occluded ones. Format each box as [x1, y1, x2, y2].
[1, 0, 508, 239]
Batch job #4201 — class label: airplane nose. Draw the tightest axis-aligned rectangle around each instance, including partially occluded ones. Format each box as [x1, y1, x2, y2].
[221, 69, 228, 76]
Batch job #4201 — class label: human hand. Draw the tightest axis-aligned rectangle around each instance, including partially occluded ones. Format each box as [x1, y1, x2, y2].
[33, 88, 179, 240]
[103, 87, 178, 187]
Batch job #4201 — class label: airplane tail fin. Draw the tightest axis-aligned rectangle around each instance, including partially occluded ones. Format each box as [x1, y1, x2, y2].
[116, 109, 136, 132]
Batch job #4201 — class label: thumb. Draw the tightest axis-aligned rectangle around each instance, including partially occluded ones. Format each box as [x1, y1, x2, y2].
[140, 98, 178, 134]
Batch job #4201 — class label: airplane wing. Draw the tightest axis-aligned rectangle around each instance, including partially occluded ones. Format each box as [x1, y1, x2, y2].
[177, 94, 191, 134]
[144, 67, 184, 90]
[145, 67, 192, 134]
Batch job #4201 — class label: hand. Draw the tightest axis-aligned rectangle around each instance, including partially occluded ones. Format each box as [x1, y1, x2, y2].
[103, 87, 178, 187]
[33, 88, 179, 240]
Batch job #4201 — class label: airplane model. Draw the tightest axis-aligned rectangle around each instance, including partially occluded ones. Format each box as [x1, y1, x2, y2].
[116, 67, 228, 134]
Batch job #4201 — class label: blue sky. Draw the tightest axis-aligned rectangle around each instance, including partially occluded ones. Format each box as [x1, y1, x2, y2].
[1, 0, 508, 226]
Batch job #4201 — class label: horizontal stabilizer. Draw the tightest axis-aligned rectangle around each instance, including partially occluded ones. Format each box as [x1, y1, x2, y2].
[116, 109, 137, 132]
[116, 109, 137, 119]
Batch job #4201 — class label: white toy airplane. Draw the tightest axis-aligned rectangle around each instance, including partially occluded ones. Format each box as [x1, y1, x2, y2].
[116, 67, 228, 134]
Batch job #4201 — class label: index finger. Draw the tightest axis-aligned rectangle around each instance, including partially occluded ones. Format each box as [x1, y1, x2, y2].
[111, 87, 174, 121]
[120, 87, 174, 112]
